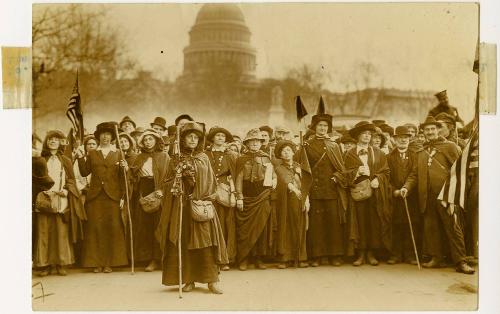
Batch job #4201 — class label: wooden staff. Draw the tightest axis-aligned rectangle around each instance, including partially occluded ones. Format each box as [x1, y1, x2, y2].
[175, 125, 183, 299]
[114, 125, 134, 274]
[403, 196, 421, 270]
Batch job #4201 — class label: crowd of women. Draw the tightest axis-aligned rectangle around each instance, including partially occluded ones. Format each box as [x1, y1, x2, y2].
[32, 104, 478, 295]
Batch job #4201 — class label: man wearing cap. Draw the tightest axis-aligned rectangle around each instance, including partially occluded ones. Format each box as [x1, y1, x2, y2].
[387, 126, 420, 265]
[259, 126, 275, 157]
[414, 116, 474, 274]
[206, 126, 238, 270]
[339, 133, 357, 155]
[344, 121, 392, 266]
[300, 113, 352, 267]
[435, 112, 466, 149]
[404, 123, 424, 152]
[429, 90, 464, 124]
[175, 114, 194, 128]
[150, 117, 167, 136]
[234, 128, 276, 270]
[119, 116, 136, 134]
[274, 126, 291, 142]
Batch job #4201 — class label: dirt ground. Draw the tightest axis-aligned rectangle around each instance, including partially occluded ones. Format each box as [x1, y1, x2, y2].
[31, 263, 478, 311]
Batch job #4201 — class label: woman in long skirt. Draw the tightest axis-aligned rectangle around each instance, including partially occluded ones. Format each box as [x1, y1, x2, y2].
[156, 122, 228, 294]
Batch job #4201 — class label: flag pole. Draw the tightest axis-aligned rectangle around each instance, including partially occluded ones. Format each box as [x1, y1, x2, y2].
[175, 125, 184, 299]
[114, 124, 134, 274]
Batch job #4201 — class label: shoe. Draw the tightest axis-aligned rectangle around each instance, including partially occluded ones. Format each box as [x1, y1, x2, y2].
[456, 262, 475, 275]
[182, 282, 195, 292]
[103, 266, 112, 273]
[221, 265, 230, 271]
[239, 259, 248, 271]
[37, 268, 49, 277]
[255, 259, 267, 270]
[352, 254, 365, 266]
[387, 256, 400, 265]
[310, 258, 320, 267]
[277, 263, 287, 269]
[56, 265, 67, 276]
[93, 267, 102, 273]
[367, 251, 379, 266]
[404, 258, 418, 265]
[145, 260, 157, 272]
[299, 262, 309, 268]
[423, 257, 443, 268]
[208, 282, 223, 294]
[331, 257, 343, 267]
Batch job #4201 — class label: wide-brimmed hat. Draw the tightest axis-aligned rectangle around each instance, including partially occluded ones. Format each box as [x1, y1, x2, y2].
[274, 140, 296, 158]
[259, 125, 274, 137]
[118, 132, 136, 151]
[207, 126, 233, 143]
[94, 122, 118, 141]
[175, 114, 194, 126]
[310, 114, 333, 133]
[372, 119, 386, 126]
[379, 123, 394, 136]
[243, 128, 265, 144]
[394, 126, 412, 137]
[420, 116, 442, 128]
[435, 112, 456, 126]
[403, 123, 418, 132]
[435, 90, 449, 104]
[45, 130, 66, 140]
[150, 117, 167, 130]
[119, 116, 136, 128]
[275, 126, 290, 134]
[130, 127, 145, 138]
[349, 121, 376, 139]
[137, 128, 164, 148]
[340, 133, 356, 144]
[180, 121, 204, 139]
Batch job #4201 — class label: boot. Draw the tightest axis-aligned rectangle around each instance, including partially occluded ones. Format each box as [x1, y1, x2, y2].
[182, 282, 195, 292]
[310, 258, 320, 267]
[221, 265, 230, 271]
[37, 267, 50, 277]
[367, 251, 379, 266]
[352, 251, 365, 266]
[208, 282, 223, 294]
[330, 256, 343, 267]
[103, 266, 113, 273]
[423, 256, 443, 268]
[277, 263, 287, 269]
[93, 267, 102, 273]
[239, 259, 248, 271]
[387, 256, 401, 265]
[255, 259, 267, 270]
[299, 261, 309, 268]
[56, 265, 67, 276]
[145, 260, 157, 272]
[456, 261, 475, 275]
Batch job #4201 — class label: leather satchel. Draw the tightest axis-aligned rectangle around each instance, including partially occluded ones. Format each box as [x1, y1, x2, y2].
[190, 199, 215, 222]
[35, 162, 68, 214]
[139, 190, 163, 213]
[215, 181, 236, 208]
[350, 178, 373, 202]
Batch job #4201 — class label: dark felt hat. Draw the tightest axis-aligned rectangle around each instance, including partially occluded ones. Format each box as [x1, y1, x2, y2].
[340, 133, 356, 144]
[130, 127, 145, 138]
[259, 125, 274, 137]
[372, 119, 386, 126]
[379, 123, 394, 135]
[403, 123, 418, 132]
[349, 121, 376, 139]
[207, 126, 233, 143]
[45, 130, 66, 140]
[94, 122, 118, 141]
[150, 117, 167, 130]
[394, 126, 412, 137]
[175, 114, 194, 126]
[435, 112, 456, 126]
[274, 140, 296, 158]
[167, 125, 177, 136]
[420, 116, 442, 128]
[310, 114, 333, 133]
[119, 116, 136, 128]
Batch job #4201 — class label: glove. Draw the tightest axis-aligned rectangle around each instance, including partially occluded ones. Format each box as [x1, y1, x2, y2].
[236, 199, 244, 211]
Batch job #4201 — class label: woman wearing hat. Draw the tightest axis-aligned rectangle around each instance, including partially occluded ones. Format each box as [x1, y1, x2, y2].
[344, 121, 392, 266]
[73, 135, 97, 198]
[274, 140, 309, 268]
[370, 127, 388, 154]
[206, 126, 238, 270]
[119, 132, 138, 162]
[119, 116, 136, 134]
[76, 122, 129, 273]
[234, 128, 276, 271]
[157, 121, 227, 294]
[300, 114, 351, 267]
[34, 130, 85, 276]
[129, 129, 169, 272]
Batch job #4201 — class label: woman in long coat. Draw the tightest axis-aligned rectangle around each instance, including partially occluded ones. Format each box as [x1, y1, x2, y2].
[129, 129, 169, 272]
[34, 130, 85, 276]
[205, 126, 238, 270]
[76, 122, 129, 273]
[156, 122, 228, 294]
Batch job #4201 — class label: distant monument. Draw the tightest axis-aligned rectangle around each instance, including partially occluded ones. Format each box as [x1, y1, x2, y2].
[268, 86, 286, 126]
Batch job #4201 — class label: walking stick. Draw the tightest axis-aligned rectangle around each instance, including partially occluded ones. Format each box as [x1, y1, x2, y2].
[296, 130, 305, 267]
[114, 125, 134, 274]
[403, 196, 421, 270]
[175, 126, 183, 299]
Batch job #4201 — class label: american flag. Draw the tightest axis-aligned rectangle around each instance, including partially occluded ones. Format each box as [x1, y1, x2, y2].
[66, 70, 84, 142]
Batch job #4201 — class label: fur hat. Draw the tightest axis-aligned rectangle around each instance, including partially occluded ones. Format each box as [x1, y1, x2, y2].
[310, 114, 333, 133]
[94, 122, 118, 141]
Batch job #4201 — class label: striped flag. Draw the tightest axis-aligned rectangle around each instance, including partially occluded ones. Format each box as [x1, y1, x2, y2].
[437, 124, 478, 210]
[66, 70, 84, 142]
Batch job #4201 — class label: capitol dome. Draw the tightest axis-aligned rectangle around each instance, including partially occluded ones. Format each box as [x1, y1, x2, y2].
[181, 3, 257, 82]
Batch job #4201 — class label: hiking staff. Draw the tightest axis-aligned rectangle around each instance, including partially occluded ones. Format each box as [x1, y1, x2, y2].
[403, 195, 421, 270]
[114, 124, 135, 274]
[295, 95, 308, 267]
[174, 125, 184, 299]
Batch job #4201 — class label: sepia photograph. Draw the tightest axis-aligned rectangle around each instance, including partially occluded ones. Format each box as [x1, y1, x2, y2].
[29, 2, 480, 311]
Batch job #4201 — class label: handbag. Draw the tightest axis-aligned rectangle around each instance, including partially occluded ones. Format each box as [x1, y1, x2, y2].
[350, 178, 373, 202]
[139, 190, 163, 213]
[215, 176, 236, 207]
[35, 162, 69, 214]
[190, 199, 215, 222]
